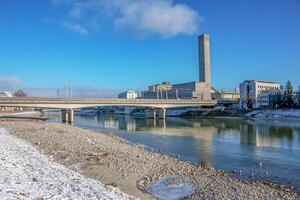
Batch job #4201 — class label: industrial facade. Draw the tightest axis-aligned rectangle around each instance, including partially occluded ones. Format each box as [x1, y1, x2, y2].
[142, 34, 212, 100]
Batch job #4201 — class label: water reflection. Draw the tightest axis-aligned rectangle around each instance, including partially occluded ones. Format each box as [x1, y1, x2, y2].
[240, 122, 298, 148]
[47, 112, 300, 190]
[113, 116, 300, 150]
[49, 112, 300, 151]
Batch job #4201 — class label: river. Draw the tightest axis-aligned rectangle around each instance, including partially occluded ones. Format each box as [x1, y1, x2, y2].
[47, 112, 300, 190]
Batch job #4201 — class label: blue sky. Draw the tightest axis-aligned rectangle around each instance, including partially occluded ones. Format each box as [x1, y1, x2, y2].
[0, 0, 300, 97]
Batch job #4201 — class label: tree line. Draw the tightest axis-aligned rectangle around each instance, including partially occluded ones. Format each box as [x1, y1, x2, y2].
[270, 81, 299, 108]
[13, 89, 27, 97]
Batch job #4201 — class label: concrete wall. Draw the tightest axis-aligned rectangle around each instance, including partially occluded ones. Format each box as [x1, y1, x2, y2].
[171, 82, 211, 100]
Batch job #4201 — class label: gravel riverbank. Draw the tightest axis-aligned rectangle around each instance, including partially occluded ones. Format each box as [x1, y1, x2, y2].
[0, 127, 135, 199]
[1, 121, 299, 200]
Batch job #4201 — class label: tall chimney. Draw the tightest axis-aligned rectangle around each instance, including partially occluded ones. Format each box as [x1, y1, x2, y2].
[198, 34, 211, 83]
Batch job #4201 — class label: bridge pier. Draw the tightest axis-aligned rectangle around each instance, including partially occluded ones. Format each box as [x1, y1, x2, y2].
[61, 109, 74, 124]
[61, 110, 68, 123]
[68, 109, 74, 123]
[145, 108, 166, 119]
[157, 108, 166, 119]
[40, 110, 45, 117]
[146, 109, 156, 119]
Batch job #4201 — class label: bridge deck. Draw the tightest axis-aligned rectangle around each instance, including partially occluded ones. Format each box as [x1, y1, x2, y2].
[0, 97, 216, 109]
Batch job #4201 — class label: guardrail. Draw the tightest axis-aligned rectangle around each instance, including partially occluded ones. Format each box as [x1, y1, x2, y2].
[0, 97, 217, 110]
[0, 97, 216, 104]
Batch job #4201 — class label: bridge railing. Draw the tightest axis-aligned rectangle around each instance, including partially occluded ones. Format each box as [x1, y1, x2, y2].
[0, 97, 216, 104]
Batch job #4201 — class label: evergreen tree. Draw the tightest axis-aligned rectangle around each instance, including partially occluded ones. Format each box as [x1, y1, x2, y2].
[298, 88, 300, 107]
[274, 92, 283, 108]
[283, 81, 294, 107]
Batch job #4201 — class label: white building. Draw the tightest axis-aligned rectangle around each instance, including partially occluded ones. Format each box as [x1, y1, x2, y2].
[0, 91, 13, 97]
[239, 80, 280, 108]
[118, 91, 138, 99]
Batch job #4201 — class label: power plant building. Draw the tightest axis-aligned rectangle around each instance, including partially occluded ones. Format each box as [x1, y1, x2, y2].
[142, 34, 212, 100]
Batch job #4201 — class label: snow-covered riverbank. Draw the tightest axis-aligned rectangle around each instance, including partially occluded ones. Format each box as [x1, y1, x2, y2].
[246, 109, 300, 118]
[0, 128, 135, 200]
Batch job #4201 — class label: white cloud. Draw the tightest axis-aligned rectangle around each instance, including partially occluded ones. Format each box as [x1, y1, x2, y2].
[115, 0, 200, 38]
[68, 6, 84, 19]
[63, 22, 89, 35]
[50, 0, 202, 38]
[0, 76, 21, 91]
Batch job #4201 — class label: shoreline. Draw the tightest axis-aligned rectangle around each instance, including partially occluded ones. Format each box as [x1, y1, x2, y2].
[184, 115, 300, 121]
[0, 127, 135, 199]
[0, 120, 299, 199]
[3, 110, 300, 123]
[181, 108, 300, 120]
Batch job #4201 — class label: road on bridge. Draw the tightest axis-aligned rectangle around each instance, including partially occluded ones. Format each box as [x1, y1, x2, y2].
[0, 97, 216, 109]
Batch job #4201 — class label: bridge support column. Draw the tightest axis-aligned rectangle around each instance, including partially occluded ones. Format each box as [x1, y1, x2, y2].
[146, 109, 156, 119]
[40, 110, 44, 117]
[157, 108, 166, 119]
[62, 109, 73, 124]
[62, 110, 68, 123]
[68, 109, 74, 123]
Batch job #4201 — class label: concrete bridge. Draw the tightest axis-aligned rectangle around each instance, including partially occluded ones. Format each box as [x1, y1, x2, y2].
[0, 97, 216, 123]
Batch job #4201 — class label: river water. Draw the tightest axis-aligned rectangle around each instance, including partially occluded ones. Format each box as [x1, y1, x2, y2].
[48, 112, 300, 190]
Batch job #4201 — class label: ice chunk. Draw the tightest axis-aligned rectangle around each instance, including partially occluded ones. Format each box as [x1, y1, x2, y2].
[147, 176, 194, 200]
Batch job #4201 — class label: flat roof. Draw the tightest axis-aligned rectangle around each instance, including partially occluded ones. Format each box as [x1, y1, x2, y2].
[243, 80, 278, 84]
[255, 80, 278, 84]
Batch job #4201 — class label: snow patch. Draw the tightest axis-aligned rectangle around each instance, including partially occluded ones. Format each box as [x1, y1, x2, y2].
[246, 109, 300, 118]
[0, 127, 137, 200]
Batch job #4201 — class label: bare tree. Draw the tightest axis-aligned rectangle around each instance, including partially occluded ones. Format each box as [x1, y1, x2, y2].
[13, 89, 27, 97]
